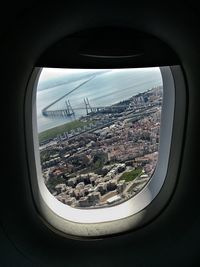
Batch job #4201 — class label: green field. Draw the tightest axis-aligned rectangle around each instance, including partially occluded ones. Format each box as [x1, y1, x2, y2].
[39, 120, 91, 143]
[119, 168, 142, 182]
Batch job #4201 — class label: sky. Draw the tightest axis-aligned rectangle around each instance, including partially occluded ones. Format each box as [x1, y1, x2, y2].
[39, 68, 106, 81]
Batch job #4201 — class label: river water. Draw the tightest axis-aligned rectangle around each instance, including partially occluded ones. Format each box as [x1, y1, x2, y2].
[36, 68, 162, 133]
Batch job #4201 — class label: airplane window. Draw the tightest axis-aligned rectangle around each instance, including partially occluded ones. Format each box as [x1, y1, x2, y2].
[36, 68, 163, 209]
[27, 65, 178, 237]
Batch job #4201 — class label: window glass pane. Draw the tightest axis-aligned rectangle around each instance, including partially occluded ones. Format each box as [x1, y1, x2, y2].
[37, 68, 163, 209]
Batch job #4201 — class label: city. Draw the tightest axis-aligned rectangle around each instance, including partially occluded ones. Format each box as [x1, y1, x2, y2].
[39, 86, 163, 209]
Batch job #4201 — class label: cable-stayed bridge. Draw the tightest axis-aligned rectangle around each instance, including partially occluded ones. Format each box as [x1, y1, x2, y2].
[42, 75, 96, 117]
[41, 74, 129, 118]
[42, 97, 128, 118]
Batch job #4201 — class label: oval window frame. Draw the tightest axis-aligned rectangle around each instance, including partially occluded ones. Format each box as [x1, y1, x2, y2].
[25, 66, 186, 238]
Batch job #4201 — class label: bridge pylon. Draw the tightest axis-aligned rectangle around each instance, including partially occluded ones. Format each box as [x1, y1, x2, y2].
[65, 99, 74, 115]
[84, 98, 93, 115]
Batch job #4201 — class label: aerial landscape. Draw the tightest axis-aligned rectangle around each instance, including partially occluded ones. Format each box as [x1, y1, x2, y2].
[37, 68, 163, 208]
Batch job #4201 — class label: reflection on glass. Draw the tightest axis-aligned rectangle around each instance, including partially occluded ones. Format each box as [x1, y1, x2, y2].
[37, 68, 163, 208]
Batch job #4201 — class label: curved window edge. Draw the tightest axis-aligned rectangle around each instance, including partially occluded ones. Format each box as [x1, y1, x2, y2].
[25, 66, 186, 238]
